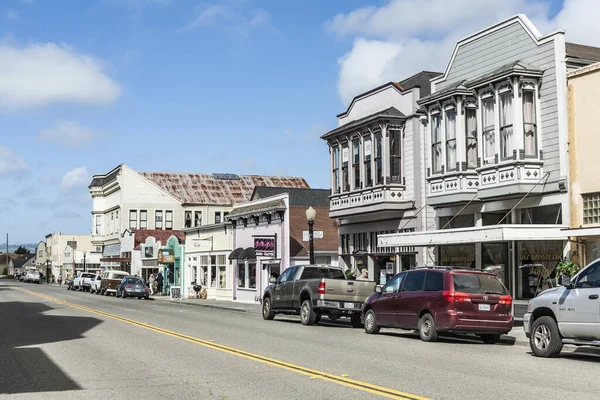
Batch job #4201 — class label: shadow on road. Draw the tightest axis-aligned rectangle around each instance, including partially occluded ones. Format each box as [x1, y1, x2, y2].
[0, 300, 103, 394]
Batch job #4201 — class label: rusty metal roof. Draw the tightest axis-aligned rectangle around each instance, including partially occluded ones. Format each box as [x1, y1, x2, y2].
[138, 172, 310, 206]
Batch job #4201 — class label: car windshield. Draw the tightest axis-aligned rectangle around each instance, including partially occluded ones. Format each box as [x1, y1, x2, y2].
[452, 273, 508, 295]
[125, 278, 143, 285]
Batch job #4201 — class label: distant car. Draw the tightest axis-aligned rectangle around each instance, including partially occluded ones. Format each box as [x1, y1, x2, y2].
[90, 274, 102, 294]
[116, 276, 149, 299]
[100, 270, 129, 296]
[361, 266, 513, 344]
[25, 271, 41, 284]
[72, 272, 96, 292]
[66, 275, 76, 290]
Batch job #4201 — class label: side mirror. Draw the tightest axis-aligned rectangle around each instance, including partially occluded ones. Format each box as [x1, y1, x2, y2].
[269, 277, 277, 284]
[375, 286, 382, 294]
[560, 274, 572, 287]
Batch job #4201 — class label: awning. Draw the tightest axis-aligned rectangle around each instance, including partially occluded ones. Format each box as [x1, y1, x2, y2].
[102, 244, 121, 257]
[562, 227, 600, 239]
[379, 224, 569, 247]
[228, 247, 244, 260]
[99, 257, 131, 263]
[239, 247, 256, 260]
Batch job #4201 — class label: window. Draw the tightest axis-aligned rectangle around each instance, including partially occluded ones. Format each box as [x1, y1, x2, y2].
[95, 215, 101, 235]
[482, 96, 495, 164]
[110, 212, 114, 234]
[194, 211, 202, 227]
[401, 270, 426, 292]
[574, 261, 600, 288]
[375, 132, 383, 185]
[155, 211, 163, 229]
[237, 261, 245, 288]
[165, 211, 173, 230]
[389, 130, 401, 183]
[115, 210, 119, 230]
[445, 109, 457, 170]
[139, 210, 147, 229]
[383, 273, 405, 294]
[301, 267, 345, 279]
[364, 138, 372, 187]
[95, 246, 102, 252]
[523, 90, 537, 157]
[278, 267, 295, 283]
[129, 210, 137, 229]
[249, 263, 256, 288]
[499, 90, 514, 159]
[352, 139, 360, 189]
[341, 234, 350, 255]
[342, 144, 349, 191]
[185, 211, 192, 228]
[583, 193, 600, 225]
[210, 255, 217, 287]
[332, 146, 340, 193]
[424, 271, 444, 291]
[215, 212, 221, 224]
[217, 255, 227, 289]
[521, 204, 562, 225]
[431, 113, 442, 173]
[465, 107, 478, 169]
[453, 273, 508, 294]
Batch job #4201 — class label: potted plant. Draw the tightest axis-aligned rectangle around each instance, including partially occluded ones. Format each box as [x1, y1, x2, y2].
[555, 260, 581, 279]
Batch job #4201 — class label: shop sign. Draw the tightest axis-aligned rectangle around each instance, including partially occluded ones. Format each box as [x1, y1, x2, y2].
[254, 237, 275, 257]
[302, 230, 324, 241]
[441, 245, 476, 265]
[159, 250, 175, 264]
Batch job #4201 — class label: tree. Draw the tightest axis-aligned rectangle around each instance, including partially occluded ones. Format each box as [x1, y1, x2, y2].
[15, 246, 29, 255]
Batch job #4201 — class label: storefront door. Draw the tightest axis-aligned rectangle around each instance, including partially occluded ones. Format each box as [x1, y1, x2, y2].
[261, 263, 280, 296]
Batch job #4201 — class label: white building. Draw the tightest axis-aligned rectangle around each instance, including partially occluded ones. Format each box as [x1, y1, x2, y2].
[44, 232, 99, 278]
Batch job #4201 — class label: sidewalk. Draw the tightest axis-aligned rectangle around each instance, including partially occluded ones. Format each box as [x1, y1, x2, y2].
[150, 295, 262, 314]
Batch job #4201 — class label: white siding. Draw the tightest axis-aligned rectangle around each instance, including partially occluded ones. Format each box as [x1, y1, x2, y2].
[339, 86, 415, 126]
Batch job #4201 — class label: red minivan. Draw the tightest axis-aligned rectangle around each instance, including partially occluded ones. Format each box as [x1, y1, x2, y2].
[361, 266, 513, 344]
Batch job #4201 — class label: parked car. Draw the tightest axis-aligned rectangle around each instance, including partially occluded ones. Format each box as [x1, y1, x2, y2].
[115, 276, 150, 299]
[90, 274, 102, 294]
[361, 266, 513, 344]
[524, 258, 600, 357]
[72, 272, 96, 292]
[262, 265, 376, 327]
[25, 271, 41, 284]
[100, 270, 129, 296]
[66, 275, 76, 290]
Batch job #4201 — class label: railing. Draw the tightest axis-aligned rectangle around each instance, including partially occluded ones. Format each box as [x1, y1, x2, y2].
[330, 184, 407, 213]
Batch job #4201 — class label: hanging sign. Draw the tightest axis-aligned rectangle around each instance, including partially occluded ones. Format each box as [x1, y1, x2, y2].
[303, 230, 324, 241]
[254, 237, 275, 257]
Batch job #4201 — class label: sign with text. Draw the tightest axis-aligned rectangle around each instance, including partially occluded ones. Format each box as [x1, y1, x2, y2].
[254, 237, 275, 257]
[303, 230, 324, 241]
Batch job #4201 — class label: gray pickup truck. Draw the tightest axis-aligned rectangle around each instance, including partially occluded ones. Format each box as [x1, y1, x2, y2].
[524, 257, 600, 357]
[261, 265, 376, 327]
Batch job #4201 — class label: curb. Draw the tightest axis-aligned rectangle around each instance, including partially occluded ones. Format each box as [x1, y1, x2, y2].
[150, 298, 259, 314]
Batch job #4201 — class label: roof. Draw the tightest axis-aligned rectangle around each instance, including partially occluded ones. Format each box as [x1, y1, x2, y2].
[322, 107, 405, 140]
[138, 172, 309, 206]
[11, 256, 33, 268]
[132, 229, 185, 250]
[252, 187, 330, 207]
[226, 198, 287, 220]
[397, 71, 443, 98]
[89, 164, 122, 188]
[566, 42, 600, 64]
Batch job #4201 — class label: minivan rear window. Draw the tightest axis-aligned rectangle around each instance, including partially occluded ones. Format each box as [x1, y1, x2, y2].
[452, 273, 508, 294]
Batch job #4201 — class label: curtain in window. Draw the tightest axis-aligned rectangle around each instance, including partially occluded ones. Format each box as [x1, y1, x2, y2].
[466, 108, 478, 168]
[431, 114, 442, 172]
[445, 109, 457, 170]
[523, 91, 537, 156]
[482, 98, 495, 162]
[390, 130, 401, 183]
[500, 92, 514, 159]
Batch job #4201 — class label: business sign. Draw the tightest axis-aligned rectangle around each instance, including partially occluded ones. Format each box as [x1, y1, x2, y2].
[254, 237, 275, 257]
[159, 250, 175, 264]
[303, 230, 324, 242]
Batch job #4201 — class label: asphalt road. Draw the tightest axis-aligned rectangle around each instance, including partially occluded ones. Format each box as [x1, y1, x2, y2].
[1, 280, 600, 400]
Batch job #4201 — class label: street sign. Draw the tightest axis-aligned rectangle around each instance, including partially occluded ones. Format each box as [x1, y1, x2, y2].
[303, 230, 323, 241]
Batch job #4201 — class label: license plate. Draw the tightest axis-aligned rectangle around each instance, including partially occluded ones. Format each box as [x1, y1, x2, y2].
[478, 304, 491, 311]
[344, 302, 355, 309]
[135, 289, 141, 292]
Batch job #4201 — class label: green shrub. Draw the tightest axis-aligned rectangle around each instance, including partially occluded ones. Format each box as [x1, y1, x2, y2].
[556, 260, 580, 277]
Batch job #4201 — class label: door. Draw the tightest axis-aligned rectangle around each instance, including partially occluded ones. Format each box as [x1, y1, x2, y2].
[281, 267, 299, 309]
[272, 267, 295, 309]
[374, 273, 405, 327]
[558, 261, 600, 339]
[396, 270, 426, 328]
[262, 263, 281, 297]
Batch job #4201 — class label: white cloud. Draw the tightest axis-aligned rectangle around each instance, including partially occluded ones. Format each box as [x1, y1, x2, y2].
[52, 210, 82, 219]
[0, 42, 121, 110]
[0, 146, 28, 177]
[327, 0, 600, 104]
[39, 120, 105, 148]
[185, 4, 271, 37]
[6, 10, 18, 21]
[60, 167, 89, 191]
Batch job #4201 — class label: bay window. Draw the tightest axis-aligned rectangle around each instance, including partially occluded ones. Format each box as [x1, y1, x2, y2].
[499, 89, 514, 160]
[465, 107, 478, 169]
[375, 132, 383, 184]
[482, 96, 495, 164]
[364, 138, 372, 187]
[431, 113, 442, 173]
[342, 145, 349, 191]
[332, 146, 340, 193]
[389, 130, 401, 183]
[445, 108, 457, 171]
[523, 90, 537, 157]
[352, 139, 360, 189]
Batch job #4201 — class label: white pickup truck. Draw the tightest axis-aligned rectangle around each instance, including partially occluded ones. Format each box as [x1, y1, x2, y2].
[72, 272, 96, 292]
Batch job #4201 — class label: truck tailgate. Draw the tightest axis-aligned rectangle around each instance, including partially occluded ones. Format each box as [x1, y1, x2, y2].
[321, 279, 376, 303]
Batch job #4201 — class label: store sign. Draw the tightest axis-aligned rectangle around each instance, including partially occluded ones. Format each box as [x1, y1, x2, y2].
[159, 250, 175, 264]
[441, 245, 476, 265]
[302, 230, 324, 241]
[254, 237, 275, 257]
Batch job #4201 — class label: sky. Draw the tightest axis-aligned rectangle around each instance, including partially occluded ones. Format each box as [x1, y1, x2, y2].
[0, 0, 596, 243]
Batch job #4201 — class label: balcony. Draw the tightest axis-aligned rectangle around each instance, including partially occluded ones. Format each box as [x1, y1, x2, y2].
[428, 168, 479, 206]
[329, 184, 412, 218]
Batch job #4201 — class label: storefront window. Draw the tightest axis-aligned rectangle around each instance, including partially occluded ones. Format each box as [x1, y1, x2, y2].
[439, 214, 474, 229]
[439, 244, 476, 268]
[482, 243, 509, 288]
[237, 261, 245, 288]
[520, 204, 562, 224]
[374, 255, 395, 285]
[249, 263, 256, 289]
[217, 255, 227, 289]
[518, 241, 563, 299]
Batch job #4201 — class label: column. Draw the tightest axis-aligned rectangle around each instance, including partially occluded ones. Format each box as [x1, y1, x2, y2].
[456, 97, 466, 169]
[370, 130, 376, 186]
[513, 78, 524, 158]
[338, 141, 344, 193]
[381, 124, 389, 183]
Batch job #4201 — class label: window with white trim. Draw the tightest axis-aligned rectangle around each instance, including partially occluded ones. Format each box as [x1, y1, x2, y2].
[445, 108, 457, 170]
[389, 130, 401, 183]
[165, 210, 173, 230]
[215, 212, 221, 224]
[352, 139, 360, 189]
[431, 113, 442, 173]
[155, 211, 163, 229]
[523, 90, 537, 157]
[332, 146, 340, 193]
[217, 255, 227, 289]
[185, 211, 192, 228]
[481, 96, 495, 164]
[499, 88, 514, 160]
[465, 106, 478, 169]
[139, 210, 147, 229]
[364, 138, 372, 187]
[129, 210, 137, 229]
[342, 144, 349, 191]
[583, 192, 600, 225]
[194, 211, 202, 227]
[95, 215, 102, 235]
[375, 132, 383, 185]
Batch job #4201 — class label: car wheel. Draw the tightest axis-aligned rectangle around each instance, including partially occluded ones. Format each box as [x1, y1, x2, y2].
[364, 309, 380, 334]
[121, 290, 127, 299]
[530, 316, 563, 357]
[262, 297, 275, 320]
[418, 313, 438, 342]
[480, 334, 502, 344]
[144, 295, 149, 300]
[350, 314, 363, 328]
[300, 300, 317, 326]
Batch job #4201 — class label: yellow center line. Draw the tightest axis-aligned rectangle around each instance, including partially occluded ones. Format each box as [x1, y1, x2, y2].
[16, 288, 429, 400]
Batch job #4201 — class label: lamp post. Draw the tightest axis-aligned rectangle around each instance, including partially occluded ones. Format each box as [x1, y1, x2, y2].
[305, 206, 316, 265]
[83, 251, 87, 272]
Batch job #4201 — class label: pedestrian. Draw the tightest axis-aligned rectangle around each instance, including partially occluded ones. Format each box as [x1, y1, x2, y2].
[148, 274, 156, 295]
[57, 275, 62, 285]
[356, 269, 369, 281]
[39, 272, 44, 283]
[157, 272, 164, 295]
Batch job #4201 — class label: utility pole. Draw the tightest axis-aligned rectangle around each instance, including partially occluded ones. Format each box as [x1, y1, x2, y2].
[83, 251, 87, 272]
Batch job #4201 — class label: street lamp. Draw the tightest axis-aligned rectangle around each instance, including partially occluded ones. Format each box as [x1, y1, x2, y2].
[83, 251, 87, 272]
[305, 206, 316, 265]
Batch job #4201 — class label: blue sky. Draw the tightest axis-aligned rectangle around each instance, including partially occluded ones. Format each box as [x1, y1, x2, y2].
[0, 0, 589, 243]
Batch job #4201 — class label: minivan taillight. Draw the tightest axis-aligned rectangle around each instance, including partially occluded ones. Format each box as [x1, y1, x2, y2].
[499, 295, 512, 306]
[318, 281, 326, 295]
[443, 291, 471, 302]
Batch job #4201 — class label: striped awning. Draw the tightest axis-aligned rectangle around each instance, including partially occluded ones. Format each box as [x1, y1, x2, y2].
[102, 244, 121, 257]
